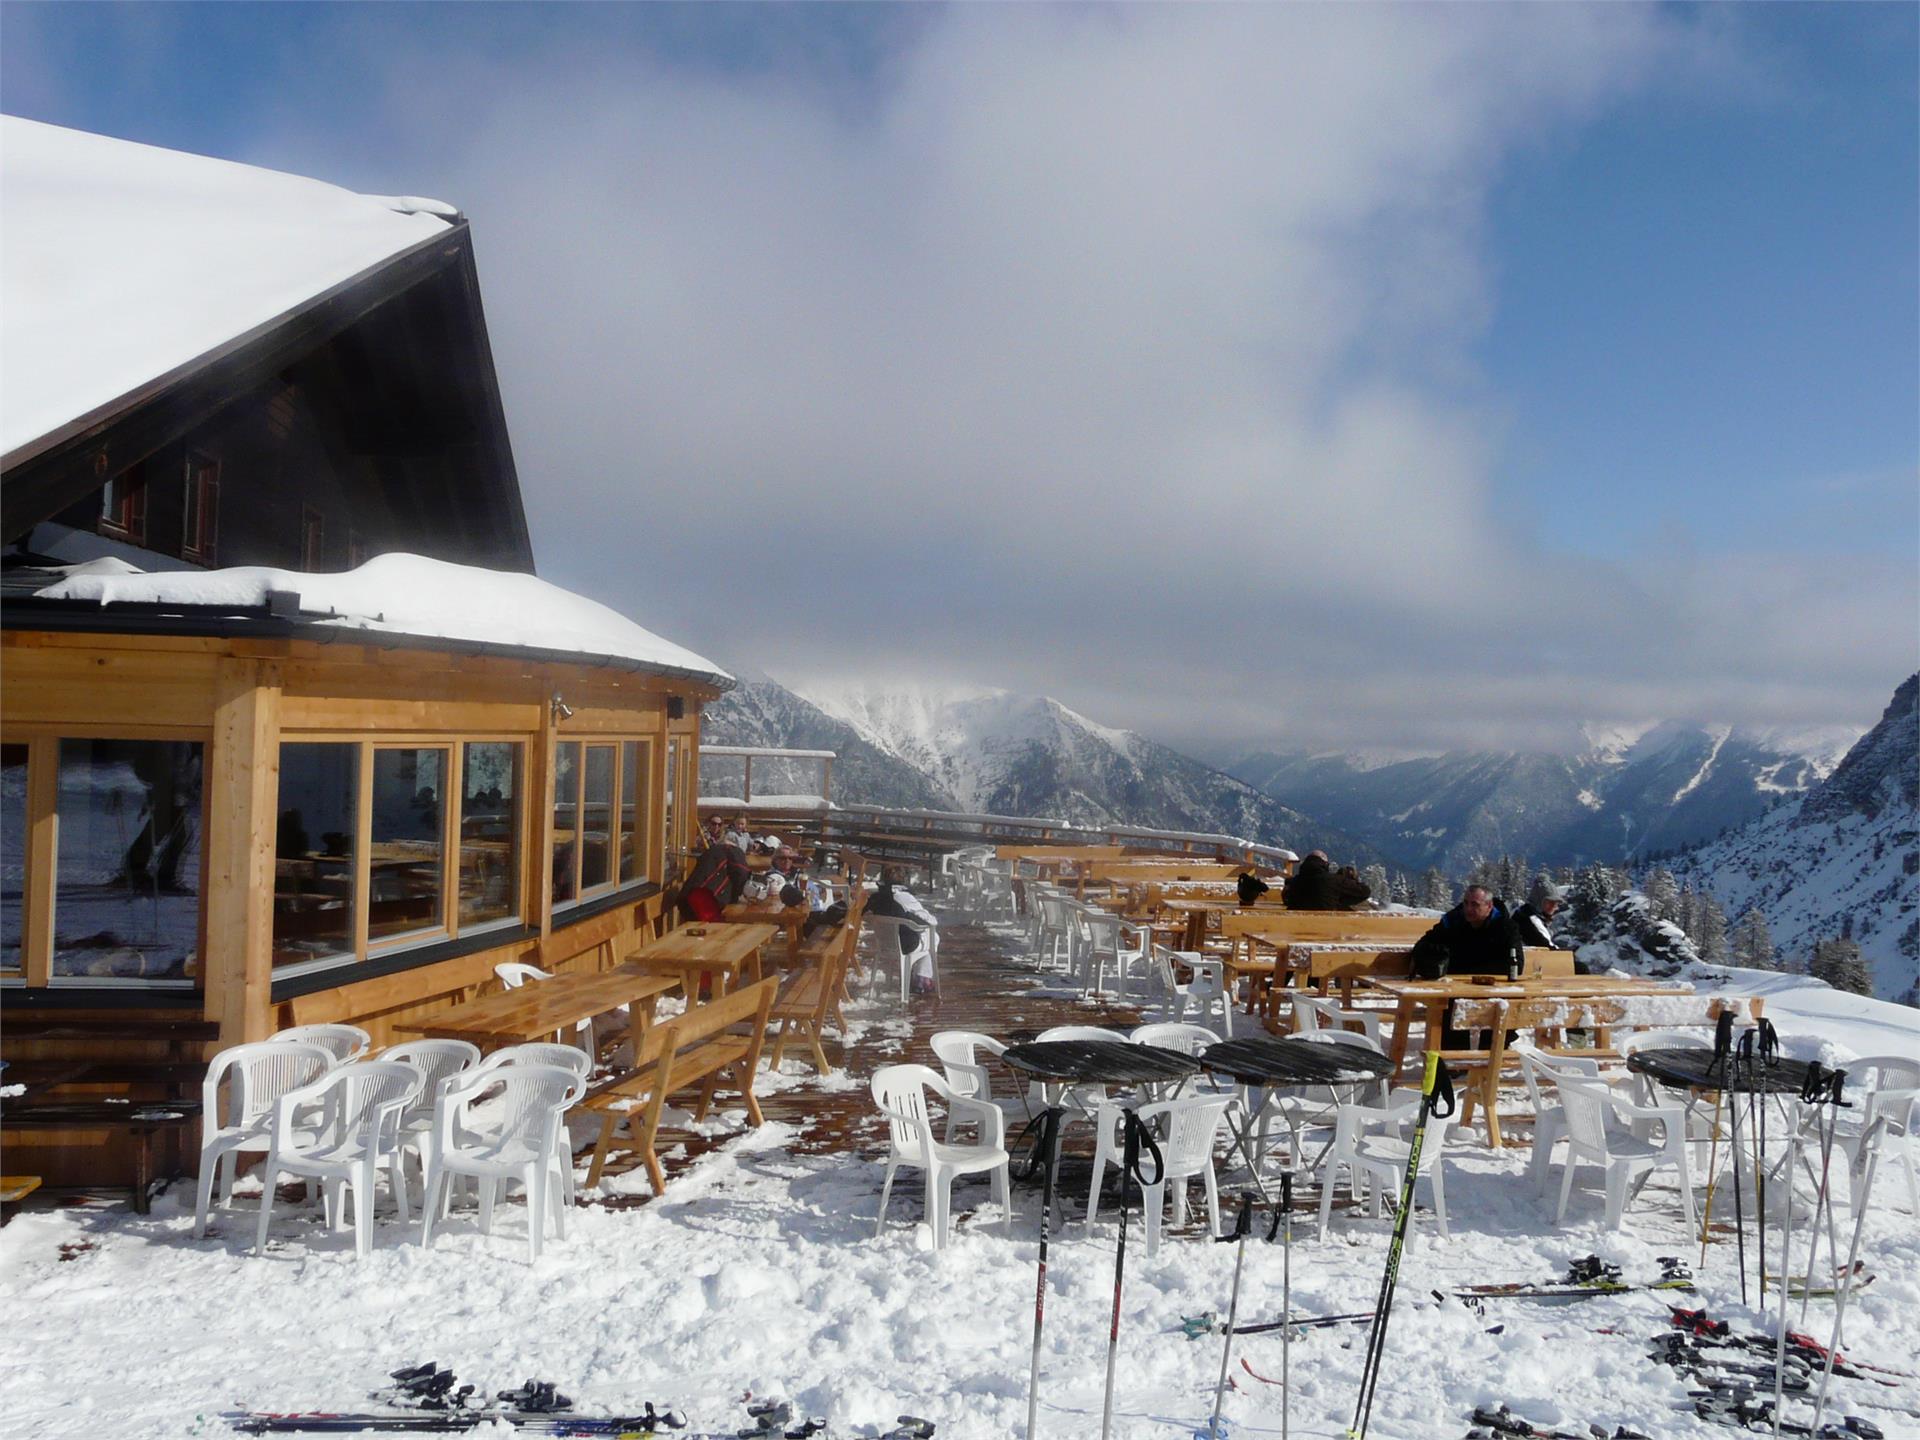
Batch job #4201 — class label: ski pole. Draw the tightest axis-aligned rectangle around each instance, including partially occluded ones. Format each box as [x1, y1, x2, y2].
[1019, 1105, 1066, 1440]
[1772, 1081, 1802, 1440]
[1349, 1051, 1454, 1440]
[1801, 1068, 1846, 1330]
[1101, 1107, 1163, 1440]
[1813, 1115, 1885, 1435]
[1279, 1171, 1294, 1440]
[1207, 1194, 1258, 1439]
[1727, 1029, 1749, 1307]
[1753, 1025, 1770, 1304]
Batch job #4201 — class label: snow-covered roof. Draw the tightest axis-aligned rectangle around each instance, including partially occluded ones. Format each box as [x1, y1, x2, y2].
[0, 117, 457, 463]
[32, 553, 732, 687]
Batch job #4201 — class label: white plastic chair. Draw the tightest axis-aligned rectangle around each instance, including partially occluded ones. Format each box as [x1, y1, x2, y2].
[870, 1063, 1011, 1249]
[1837, 1056, 1919, 1217]
[1134, 1094, 1236, 1256]
[1514, 1042, 1607, 1195]
[1149, 946, 1233, 1036]
[1034, 892, 1076, 972]
[1294, 996, 1385, 1048]
[929, 1031, 1028, 1139]
[866, 915, 938, 1002]
[1129, 1022, 1225, 1058]
[1553, 1075, 1695, 1232]
[463, 1044, 595, 1211]
[253, 1060, 424, 1258]
[193, 1040, 335, 1238]
[272, 1023, 371, 1063]
[420, 1062, 586, 1263]
[384, 1040, 481, 1209]
[1317, 1088, 1455, 1242]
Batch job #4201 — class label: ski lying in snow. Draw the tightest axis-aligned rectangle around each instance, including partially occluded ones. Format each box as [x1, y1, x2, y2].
[1666, 1309, 1910, 1383]
[1458, 1255, 1694, 1301]
[1179, 1307, 1381, 1340]
[1762, 1263, 1876, 1300]
[1686, 1385, 1886, 1438]
[1461, 1403, 1650, 1439]
[228, 1414, 690, 1435]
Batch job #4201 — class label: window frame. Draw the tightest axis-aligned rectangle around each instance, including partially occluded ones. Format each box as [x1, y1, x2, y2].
[98, 473, 148, 544]
[550, 734, 656, 920]
[182, 452, 220, 565]
[271, 732, 533, 981]
[1, 727, 211, 992]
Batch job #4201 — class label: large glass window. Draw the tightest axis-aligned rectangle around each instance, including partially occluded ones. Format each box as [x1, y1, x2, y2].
[53, 739, 203, 981]
[581, 744, 615, 892]
[1, 745, 27, 975]
[619, 740, 648, 885]
[368, 747, 446, 945]
[551, 741, 579, 907]
[273, 743, 357, 969]
[461, 742, 521, 930]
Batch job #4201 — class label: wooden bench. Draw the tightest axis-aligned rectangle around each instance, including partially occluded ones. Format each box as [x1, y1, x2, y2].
[0, 1175, 43, 1222]
[771, 909, 863, 1075]
[0, 1100, 203, 1213]
[580, 976, 779, 1193]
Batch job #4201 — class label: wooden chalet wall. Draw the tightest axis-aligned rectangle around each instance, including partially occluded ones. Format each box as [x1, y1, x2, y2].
[0, 627, 713, 1185]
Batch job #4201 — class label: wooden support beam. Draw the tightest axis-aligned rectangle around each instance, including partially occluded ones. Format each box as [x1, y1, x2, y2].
[203, 660, 281, 1045]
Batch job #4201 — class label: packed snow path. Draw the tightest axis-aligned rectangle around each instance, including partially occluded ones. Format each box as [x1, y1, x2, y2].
[2, 915, 1916, 1439]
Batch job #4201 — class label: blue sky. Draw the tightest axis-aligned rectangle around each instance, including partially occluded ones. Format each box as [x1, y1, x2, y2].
[4, 3, 1914, 748]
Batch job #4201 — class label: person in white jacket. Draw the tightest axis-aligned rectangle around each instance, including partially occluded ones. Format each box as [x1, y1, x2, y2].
[868, 867, 939, 992]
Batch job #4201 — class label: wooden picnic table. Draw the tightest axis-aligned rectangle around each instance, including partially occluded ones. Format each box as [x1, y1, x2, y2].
[724, 900, 808, 965]
[631, 921, 780, 998]
[1360, 973, 1697, 1077]
[395, 966, 683, 1050]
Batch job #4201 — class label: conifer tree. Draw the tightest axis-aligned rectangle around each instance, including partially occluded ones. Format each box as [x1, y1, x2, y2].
[1361, 863, 1390, 906]
[1644, 867, 1681, 923]
[1419, 868, 1453, 910]
[1695, 894, 1730, 963]
[1730, 909, 1775, 971]
[1811, 937, 1873, 997]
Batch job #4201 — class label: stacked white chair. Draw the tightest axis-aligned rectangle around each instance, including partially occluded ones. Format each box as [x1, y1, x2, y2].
[1835, 1056, 1919, 1216]
[870, 1063, 1011, 1250]
[1513, 1042, 1608, 1195]
[1293, 995, 1385, 1048]
[1552, 1075, 1694, 1232]
[253, 1060, 424, 1258]
[383, 1040, 482, 1211]
[421, 1062, 586, 1263]
[193, 1040, 335, 1238]
[273, 1023, 371, 1063]
[1317, 1087, 1455, 1242]
[474, 1044, 594, 1210]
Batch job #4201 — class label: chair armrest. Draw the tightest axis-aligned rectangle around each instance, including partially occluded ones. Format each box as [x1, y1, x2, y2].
[945, 1093, 1006, 1148]
[1605, 1093, 1685, 1135]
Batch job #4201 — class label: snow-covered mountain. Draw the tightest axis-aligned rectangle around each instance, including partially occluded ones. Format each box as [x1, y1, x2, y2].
[1230, 718, 1859, 873]
[704, 676, 1382, 860]
[1670, 674, 1919, 1004]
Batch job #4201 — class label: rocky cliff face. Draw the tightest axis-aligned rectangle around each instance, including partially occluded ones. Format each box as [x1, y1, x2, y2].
[1670, 674, 1919, 1004]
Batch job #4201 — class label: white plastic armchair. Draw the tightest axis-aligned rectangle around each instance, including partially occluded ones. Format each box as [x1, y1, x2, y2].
[870, 1063, 1010, 1250]
[420, 1062, 586, 1263]
[1034, 892, 1076, 972]
[1135, 1094, 1236, 1256]
[383, 1040, 481, 1209]
[929, 1030, 1028, 1139]
[1317, 1088, 1455, 1242]
[1838, 1056, 1919, 1217]
[1513, 1042, 1607, 1195]
[272, 1023, 371, 1063]
[253, 1060, 425, 1258]
[1150, 946, 1233, 1036]
[471, 1044, 593, 1208]
[1294, 996, 1385, 1048]
[194, 1040, 335, 1238]
[1553, 1075, 1695, 1232]
[1129, 1022, 1225, 1057]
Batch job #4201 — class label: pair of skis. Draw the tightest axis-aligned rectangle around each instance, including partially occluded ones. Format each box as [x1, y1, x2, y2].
[230, 1413, 936, 1438]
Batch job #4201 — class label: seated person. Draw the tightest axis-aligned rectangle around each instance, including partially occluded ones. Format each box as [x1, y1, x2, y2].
[1513, 877, 1569, 950]
[1282, 850, 1372, 910]
[868, 867, 940, 993]
[1237, 870, 1270, 906]
[1409, 883, 1524, 980]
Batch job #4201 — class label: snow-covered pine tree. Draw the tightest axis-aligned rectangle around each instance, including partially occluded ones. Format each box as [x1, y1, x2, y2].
[1570, 863, 1618, 929]
[1695, 894, 1729, 963]
[1675, 887, 1699, 941]
[1501, 855, 1531, 905]
[1811, 937, 1873, 996]
[1730, 909, 1775, 971]
[1419, 868, 1454, 909]
[1644, 867, 1681, 923]
[1389, 870, 1412, 905]
[1361, 863, 1389, 906]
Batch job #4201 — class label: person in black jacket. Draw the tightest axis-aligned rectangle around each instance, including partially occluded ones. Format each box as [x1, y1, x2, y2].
[1512, 877, 1569, 951]
[1409, 884, 1525, 980]
[1237, 871, 1270, 906]
[1282, 851, 1372, 911]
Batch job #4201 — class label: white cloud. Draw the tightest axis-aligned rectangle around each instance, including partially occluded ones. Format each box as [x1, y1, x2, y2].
[241, 5, 1912, 751]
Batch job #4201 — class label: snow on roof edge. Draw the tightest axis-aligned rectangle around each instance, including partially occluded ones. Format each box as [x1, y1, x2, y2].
[32, 553, 732, 688]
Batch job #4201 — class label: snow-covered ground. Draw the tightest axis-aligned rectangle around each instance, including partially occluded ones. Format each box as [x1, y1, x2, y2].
[4, 924, 1917, 1440]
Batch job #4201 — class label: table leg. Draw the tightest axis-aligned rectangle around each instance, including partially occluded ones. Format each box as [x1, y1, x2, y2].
[1386, 1001, 1415, 1079]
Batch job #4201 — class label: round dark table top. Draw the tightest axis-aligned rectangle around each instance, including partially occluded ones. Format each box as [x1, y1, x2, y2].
[1628, 1046, 1823, 1097]
[1001, 1039, 1201, 1087]
[1200, 1036, 1392, 1087]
